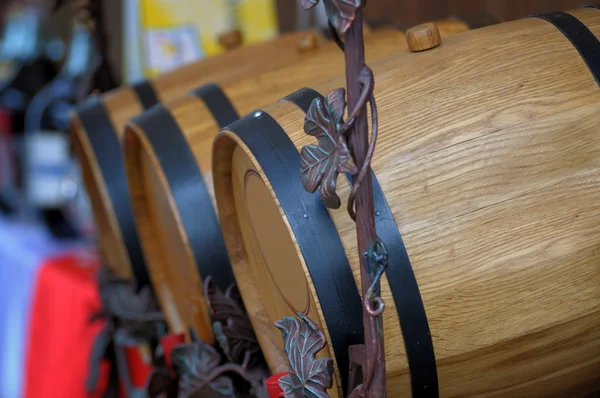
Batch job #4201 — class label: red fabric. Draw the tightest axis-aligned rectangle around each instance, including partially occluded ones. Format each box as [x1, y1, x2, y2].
[266, 372, 289, 398]
[123, 346, 153, 388]
[94, 360, 111, 397]
[23, 251, 109, 398]
[160, 333, 185, 373]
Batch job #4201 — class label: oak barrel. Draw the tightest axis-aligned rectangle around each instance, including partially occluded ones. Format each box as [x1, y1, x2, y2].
[71, 30, 326, 285]
[211, 8, 600, 397]
[123, 28, 408, 344]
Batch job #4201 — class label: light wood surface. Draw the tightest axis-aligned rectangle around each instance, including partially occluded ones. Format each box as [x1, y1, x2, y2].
[71, 30, 326, 278]
[212, 8, 600, 397]
[123, 28, 408, 345]
[433, 19, 470, 36]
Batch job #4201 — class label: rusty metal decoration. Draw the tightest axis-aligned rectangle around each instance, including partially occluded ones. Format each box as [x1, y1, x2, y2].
[275, 313, 334, 398]
[295, 0, 388, 396]
[300, 88, 357, 209]
[173, 342, 236, 397]
[147, 276, 269, 397]
[300, 0, 362, 36]
[204, 276, 266, 369]
[150, 340, 268, 398]
[87, 266, 164, 392]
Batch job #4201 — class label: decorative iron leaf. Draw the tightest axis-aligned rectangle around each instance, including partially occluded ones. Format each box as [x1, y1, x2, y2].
[300, 88, 357, 209]
[324, 0, 362, 35]
[171, 342, 235, 397]
[274, 313, 333, 398]
[297, 0, 362, 35]
[300, 0, 319, 9]
[98, 267, 162, 321]
[205, 277, 264, 368]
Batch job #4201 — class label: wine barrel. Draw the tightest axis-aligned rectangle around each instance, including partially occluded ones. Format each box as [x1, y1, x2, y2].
[123, 28, 408, 345]
[211, 8, 600, 397]
[71, 30, 326, 285]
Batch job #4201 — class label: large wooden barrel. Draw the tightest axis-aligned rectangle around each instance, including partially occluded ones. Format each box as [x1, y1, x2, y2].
[71, 30, 327, 285]
[211, 8, 600, 397]
[123, 28, 408, 344]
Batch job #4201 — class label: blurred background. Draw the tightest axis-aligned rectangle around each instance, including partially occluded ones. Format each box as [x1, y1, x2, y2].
[0, 0, 594, 397]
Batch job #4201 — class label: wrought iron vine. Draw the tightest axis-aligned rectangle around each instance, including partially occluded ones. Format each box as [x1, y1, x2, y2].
[147, 277, 269, 397]
[279, 0, 388, 397]
[149, 340, 267, 398]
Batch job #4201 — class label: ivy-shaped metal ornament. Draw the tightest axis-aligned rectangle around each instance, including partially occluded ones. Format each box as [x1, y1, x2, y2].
[300, 88, 357, 209]
[204, 276, 265, 369]
[161, 340, 268, 398]
[275, 313, 334, 398]
[172, 342, 236, 398]
[300, 0, 362, 35]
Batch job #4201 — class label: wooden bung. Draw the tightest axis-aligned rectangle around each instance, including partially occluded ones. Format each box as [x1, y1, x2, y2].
[123, 28, 407, 351]
[211, 9, 600, 397]
[407, 22, 442, 52]
[71, 30, 326, 283]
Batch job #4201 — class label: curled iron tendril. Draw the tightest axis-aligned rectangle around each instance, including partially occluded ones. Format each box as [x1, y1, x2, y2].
[328, 15, 379, 222]
[341, 66, 378, 222]
[363, 240, 388, 317]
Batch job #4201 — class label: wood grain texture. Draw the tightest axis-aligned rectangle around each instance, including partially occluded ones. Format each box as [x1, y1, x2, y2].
[213, 8, 600, 397]
[122, 28, 408, 346]
[71, 30, 326, 277]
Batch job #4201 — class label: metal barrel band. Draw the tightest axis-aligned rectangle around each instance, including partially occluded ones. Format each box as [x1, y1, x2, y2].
[191, 83, 240, 127]
[227, 110, 364, 394]
[76, 98, 150, 289]
[131, 103, 235, 291]
[132, 81, 160, 109]
[283, 88, 439, 397]
[530, 12, 600, 86]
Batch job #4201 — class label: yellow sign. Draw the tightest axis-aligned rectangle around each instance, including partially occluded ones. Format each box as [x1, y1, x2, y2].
[127, 0, 279, 79]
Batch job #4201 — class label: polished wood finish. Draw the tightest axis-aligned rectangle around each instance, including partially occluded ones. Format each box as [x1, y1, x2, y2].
[123, 28, 408, 346]
[407, 22, 442, 51]
[213, 9, 600, 397]
[71, 30, 326, 277]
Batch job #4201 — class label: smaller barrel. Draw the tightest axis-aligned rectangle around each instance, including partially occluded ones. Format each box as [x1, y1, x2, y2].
[71, 30, 325, 286]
